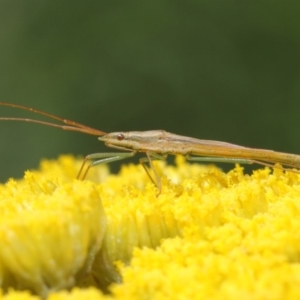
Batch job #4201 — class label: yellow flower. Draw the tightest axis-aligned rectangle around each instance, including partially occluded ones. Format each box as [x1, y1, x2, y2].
[1, 155, 300, 299]
[0, 158, 106, 298]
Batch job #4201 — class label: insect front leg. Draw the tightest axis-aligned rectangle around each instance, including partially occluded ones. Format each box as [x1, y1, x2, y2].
[77, 151, 136, 180]
[139, 152, 167, 194]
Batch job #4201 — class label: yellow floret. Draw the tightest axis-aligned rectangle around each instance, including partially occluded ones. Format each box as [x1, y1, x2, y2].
[47, 287, 110, 300]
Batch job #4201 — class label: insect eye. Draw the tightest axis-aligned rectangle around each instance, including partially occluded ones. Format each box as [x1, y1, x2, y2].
[117, 133, 125, 141]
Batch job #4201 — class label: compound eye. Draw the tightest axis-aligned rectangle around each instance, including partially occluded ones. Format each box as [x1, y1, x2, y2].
[117, 133, 125, 141]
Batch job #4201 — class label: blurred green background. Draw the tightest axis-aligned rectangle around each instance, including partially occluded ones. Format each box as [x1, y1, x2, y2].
[1, 1, 300, 181]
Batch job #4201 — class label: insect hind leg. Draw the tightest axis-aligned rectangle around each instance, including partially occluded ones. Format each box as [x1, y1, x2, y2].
[251, 160, 300, 174]
[186, 155, 254, 165]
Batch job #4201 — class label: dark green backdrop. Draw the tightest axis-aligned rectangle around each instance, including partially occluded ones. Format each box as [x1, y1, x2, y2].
[1, 1, 300, 181]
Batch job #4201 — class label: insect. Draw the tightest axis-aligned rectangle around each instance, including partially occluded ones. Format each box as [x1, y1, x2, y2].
[0, 102, 300, 193]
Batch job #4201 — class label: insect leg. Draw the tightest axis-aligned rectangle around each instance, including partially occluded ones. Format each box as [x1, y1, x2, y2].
[186, 155, 254, 165]
[248, 160, 300, 173]
[78, 151, 136, 180]
[187, 155, 300, 173]
[139, 152, 167, 194]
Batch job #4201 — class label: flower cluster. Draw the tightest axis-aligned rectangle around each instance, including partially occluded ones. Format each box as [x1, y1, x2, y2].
[0, 156, 300, 299]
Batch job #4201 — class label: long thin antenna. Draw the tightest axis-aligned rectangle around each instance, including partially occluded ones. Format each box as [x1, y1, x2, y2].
[0, 102, 106, 136]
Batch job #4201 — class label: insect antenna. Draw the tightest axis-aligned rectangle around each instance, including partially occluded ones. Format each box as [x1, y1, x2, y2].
[0, 102, 106, 136]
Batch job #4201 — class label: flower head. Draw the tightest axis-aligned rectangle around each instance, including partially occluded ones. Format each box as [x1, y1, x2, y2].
[1, 156, 300, 299]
